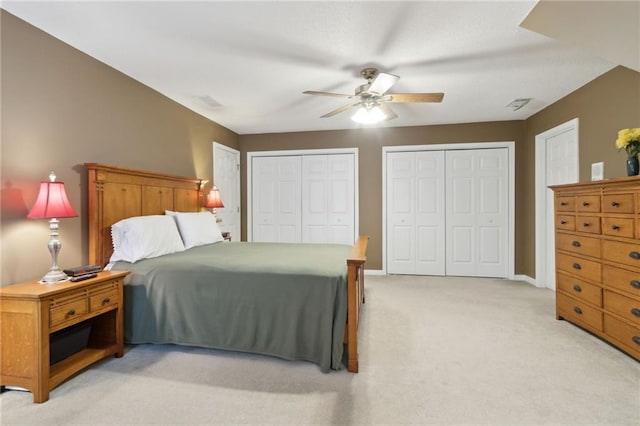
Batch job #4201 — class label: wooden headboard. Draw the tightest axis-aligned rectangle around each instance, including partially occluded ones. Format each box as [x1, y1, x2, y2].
[86, 163, 204, 267]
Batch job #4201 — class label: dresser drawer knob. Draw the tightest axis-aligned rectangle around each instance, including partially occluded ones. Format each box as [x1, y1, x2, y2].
[631, 280, 640, 289]
[572, 241, 581, 247]
[572, 263, 581, 270]
[560, 202, 568, 206]
[631, 308, 640, 318]
[633, 336, 640, 346]
[102, 297, 111, 305]
[67, 309, 76, 316]
[582, 223, 590, 228]
[612, 225, 620, 231]
[629, 251, 640, 260]
[560, 220, 567, 225]
[611, 201, 620, 207]
[573, 307, 582, 315]
[573, 284, 582, 292]
[582, 201, 589, 207]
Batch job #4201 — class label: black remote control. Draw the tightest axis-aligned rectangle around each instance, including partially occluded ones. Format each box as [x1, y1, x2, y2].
[69, 273, 97, 282]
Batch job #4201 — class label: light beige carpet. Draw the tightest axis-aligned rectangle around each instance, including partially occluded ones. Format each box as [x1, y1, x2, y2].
[1, 275, 639, 425]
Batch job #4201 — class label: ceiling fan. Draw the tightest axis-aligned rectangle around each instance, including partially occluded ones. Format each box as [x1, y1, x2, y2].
[303, 67, 444, 123]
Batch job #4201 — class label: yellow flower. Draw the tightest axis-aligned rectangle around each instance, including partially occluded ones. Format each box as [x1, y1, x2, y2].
[616, 127, 640, 157]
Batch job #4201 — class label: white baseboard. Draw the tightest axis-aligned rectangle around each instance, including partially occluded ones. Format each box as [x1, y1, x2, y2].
[364, 269, 385, 276]
[514, 274, 540, 287]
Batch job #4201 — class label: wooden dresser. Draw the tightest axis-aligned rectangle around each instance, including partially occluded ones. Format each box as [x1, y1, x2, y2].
[0, 271, 129, 402]
[551, 177, 640, 361]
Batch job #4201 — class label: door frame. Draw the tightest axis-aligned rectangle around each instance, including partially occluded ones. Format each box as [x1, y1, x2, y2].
[534, 118, 579, 289]
[247, 147, 359, 242]
[382, 141, 515, 278]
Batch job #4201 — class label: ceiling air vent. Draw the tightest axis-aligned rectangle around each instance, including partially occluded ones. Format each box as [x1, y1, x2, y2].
[505, 98, 531, 111]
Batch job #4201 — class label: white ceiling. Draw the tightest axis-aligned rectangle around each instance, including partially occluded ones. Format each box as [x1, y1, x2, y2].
[2, 1, 631, 135]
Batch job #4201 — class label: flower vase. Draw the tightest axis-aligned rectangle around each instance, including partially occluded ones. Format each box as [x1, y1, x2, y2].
[627, 156, 639, 176]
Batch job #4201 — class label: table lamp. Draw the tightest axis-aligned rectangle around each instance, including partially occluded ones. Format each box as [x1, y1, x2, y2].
[27, 172, 78, 283]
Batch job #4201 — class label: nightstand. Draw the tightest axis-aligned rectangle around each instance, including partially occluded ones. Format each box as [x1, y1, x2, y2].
[0, 270, 129, 402]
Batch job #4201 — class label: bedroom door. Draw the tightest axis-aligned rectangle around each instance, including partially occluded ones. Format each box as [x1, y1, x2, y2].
[213, 143, 240, 240]
[386, 151, 446, 275]
[251, 156, 302, 242]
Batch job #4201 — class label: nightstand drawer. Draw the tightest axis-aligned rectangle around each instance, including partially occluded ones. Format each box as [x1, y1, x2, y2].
[602, 217, 635, 238]
[557, 292, 603, 331]
[557, 272, 602, 306]
[604, 290, 640, 327]
[89, 288, 118, 312]
[556, 253, 602, 283]
[50, 299, 88, 328]
[556, 233, 600, 258]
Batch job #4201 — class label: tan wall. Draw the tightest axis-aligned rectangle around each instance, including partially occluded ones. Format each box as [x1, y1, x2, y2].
[0, 11, 239, 285]
[521, 66, 640, 278]
[239, 122, 527, 271]
[2, 9, 637, 285]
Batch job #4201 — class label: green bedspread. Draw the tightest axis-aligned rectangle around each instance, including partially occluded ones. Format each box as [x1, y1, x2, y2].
[111, 242, 351, 372]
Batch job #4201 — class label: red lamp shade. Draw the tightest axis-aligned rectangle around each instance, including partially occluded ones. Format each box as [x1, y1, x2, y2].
[27, 179, 78, 219]
[204, 187, 224, 209]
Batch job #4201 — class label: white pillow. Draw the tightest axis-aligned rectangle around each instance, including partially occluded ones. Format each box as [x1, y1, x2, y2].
[110, 215, 185, 263]
[166, 211, 224, 249]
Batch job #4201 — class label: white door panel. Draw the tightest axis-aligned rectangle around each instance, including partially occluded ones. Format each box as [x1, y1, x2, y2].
[213, 143, 240, 241]
[446, 148, 508, 278]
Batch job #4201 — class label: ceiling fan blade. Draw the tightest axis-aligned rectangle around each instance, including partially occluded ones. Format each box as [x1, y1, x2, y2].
[321, 102, 360, 118]
[368, 72, 399, 95]
[387, 93, 444, 103]
[303, 90, 353, 99]
[378, 103, 398, 121]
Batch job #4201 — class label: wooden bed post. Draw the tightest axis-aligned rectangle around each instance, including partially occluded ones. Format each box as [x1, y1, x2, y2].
[346, 236, 368, 373]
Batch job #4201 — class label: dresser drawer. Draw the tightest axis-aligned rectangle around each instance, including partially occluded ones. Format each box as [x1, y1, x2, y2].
[556, 215, 575, 231]
[602, 217, 635, 238]
[604, 314, 640, 359]
[556, 253, 602, 283]
[576, 216, 601, 234]
[603, 194, 635, 213]
[557, 292, 603, 331]
[556, 233, 600, 258]
[556, 196, 575, 212]
[602, 239, 640, 269]
[605, 290, 640, 327]
[576, 195, 601, 213]
[557, 272, 602, 306]
[50, 298, 89, 328]
[603, 264, 640, 297]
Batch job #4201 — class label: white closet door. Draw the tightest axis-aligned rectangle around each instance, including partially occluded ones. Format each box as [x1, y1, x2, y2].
[415, 151, 446, 275]
[446, 148, 509, 277]
[302, 154, 355, 244]
[251, 156, 301, 242]
[386, 151, 445, 275]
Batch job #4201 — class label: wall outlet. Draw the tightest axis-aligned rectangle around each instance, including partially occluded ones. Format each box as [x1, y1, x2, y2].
[591, 162, 604, 181]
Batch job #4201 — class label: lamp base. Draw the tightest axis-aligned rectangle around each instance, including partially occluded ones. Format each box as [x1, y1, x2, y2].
[39, 269, 69, 284]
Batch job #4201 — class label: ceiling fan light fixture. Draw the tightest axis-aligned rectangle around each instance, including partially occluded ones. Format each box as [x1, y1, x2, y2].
[351, 104, 386, 124]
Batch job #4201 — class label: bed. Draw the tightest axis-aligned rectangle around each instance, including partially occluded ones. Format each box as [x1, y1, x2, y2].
[85, 163, 367, 372]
